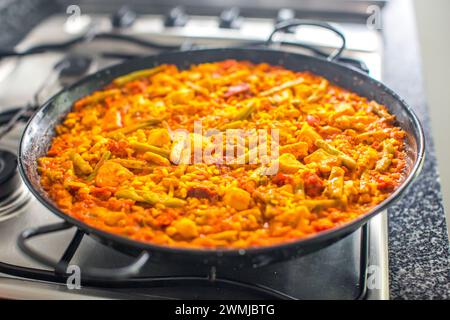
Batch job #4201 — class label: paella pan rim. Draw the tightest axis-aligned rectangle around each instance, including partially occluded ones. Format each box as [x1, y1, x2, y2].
[17, 47, 426, 263]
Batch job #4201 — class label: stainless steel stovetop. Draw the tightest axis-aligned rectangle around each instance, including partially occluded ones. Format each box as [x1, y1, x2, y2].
[0, 8, 388, 299]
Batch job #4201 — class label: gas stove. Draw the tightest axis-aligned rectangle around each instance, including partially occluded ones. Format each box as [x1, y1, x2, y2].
[0, 5, 388, 299]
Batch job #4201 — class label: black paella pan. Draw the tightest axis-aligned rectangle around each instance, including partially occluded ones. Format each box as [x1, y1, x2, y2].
[16, 20, 425, 278]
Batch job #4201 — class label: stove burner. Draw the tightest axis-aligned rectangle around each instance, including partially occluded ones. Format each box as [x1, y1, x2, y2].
[0, 149, 31, 222]
[0, 184, 31, 222]
[0, 149, 18, 199]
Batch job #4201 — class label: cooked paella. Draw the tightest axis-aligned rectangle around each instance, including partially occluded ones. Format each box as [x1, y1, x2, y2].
[38, 60, 407, 249]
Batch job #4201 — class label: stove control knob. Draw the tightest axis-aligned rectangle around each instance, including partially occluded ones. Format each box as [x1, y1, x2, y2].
[164, 6, 188, 27]
[219, 7, 242, 29]
[276, 8, 295, 33]
[111, 6, 137, 29]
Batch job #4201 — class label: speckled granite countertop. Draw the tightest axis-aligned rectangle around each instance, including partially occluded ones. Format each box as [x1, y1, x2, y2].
[382, 0, 449, 299]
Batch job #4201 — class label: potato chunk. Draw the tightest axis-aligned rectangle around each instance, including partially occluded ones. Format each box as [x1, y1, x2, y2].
[278, 153, 303, 174]
[223, 187, 251, 211]
[147, 128, 171, 147]
[95, 161, 133, 187]
[279, 141, 309, 158]
[172, 218, 198, 239]
[169, 89, 194, 104]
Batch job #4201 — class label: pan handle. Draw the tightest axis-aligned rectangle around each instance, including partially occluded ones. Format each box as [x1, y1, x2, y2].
[266, 19, 346, 61]
[18, 221, 150, 280]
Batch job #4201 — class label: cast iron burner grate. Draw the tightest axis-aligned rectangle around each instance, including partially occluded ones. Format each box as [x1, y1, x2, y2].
[0, 222, 369, 299]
